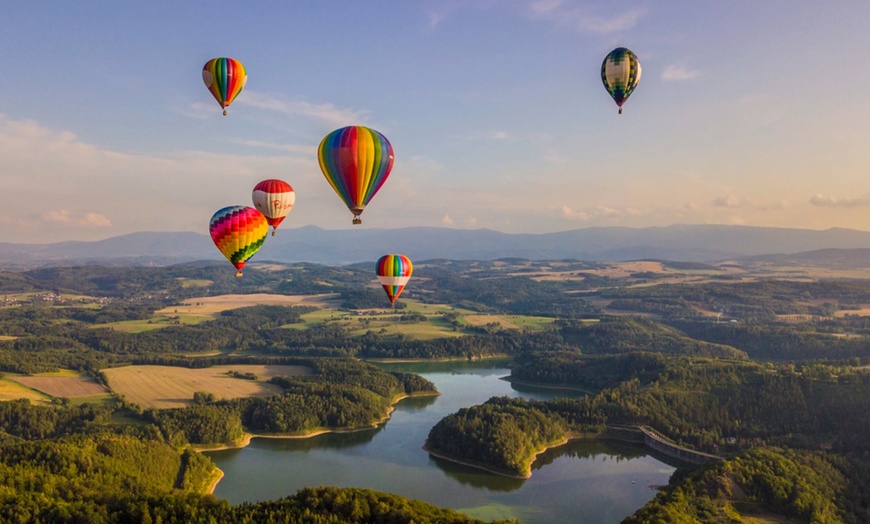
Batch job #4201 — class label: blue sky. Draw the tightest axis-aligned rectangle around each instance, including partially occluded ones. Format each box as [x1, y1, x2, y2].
[1, 1, 869, 243]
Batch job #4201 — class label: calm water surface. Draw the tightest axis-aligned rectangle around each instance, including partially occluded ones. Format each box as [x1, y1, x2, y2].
[206, 360, 677, 523]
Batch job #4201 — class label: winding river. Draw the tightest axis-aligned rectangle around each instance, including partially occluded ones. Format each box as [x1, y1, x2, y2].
[206, 360, 678, 523]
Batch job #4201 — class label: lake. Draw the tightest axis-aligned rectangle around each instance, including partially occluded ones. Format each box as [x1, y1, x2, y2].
[206, 360, 677, 523]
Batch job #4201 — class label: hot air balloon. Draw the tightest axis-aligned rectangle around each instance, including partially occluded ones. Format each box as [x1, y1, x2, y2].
[601, 48, 641, 114]
[376, 254, 413, 307]
[202, 57, 248, 116]
[252, 179, 295, 236]
[209, 206, 268, 277]
[317, 126, 394, 225]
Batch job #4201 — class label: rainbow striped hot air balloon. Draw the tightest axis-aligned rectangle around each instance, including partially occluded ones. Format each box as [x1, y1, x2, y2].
[252, 179, 295, 236]
[318, 126, 394, 225]
[202, 57, 248, 116]
[376, 254, 413, 308]
[601, 48, 642, 114]
[209, 206, 268, 277]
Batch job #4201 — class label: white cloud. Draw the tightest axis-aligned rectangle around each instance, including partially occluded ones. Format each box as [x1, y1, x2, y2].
[809, 194, 870, 208]
[713, 195, 742, 208]
[442, 214, 454, 225]
[528, 2, 647, 33]
[661, 64, 702, 81]
[561, 205, 589, 220]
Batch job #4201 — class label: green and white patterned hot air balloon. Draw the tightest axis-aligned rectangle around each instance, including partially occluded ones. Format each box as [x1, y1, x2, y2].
[601, 47, 641, 114]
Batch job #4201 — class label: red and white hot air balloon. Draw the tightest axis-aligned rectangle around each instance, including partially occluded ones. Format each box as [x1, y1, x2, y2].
[252, 179, 295, 235]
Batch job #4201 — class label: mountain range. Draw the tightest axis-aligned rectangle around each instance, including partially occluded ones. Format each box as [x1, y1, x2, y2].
[2, 224, 870, 267]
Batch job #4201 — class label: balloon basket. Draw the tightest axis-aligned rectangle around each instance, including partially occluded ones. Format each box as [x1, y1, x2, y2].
[235, 271, 243, 277]
[353, 217, 362, 225]
[223, 110, 228, 116]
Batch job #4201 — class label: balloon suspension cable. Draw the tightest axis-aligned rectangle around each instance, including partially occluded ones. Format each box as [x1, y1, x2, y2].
[235, 271, 243, 277]
[390, 303, 395, 309]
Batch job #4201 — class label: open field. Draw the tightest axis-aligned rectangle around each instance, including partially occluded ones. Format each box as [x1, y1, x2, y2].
[94, 293, 341, 333]
[10, 375, 109, 399]
[156, 293, 339, 317]
[287, 300, 555, 340]
[0, 377, 51, 404]
[103, 364, 312, 409]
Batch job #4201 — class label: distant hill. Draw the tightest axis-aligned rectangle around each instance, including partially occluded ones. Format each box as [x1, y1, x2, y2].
[741, 248, 870, 269]
[2, 225, 870, 267]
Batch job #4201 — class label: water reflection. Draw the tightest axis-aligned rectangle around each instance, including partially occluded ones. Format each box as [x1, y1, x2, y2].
[207, 362, 677, 524]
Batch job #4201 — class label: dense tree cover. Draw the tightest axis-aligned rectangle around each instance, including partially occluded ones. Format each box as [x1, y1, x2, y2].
[625, 448, 870, 523]
[1, 486, 514, 524]
[510, 352, 670, 391]
[555, 317, 747, 359]
[430, 354, 870, 484]
[602, 279, 870, 322]
[147, 358, 437, 445]
[669, 320, 870, 361]
[0, 427, 216, 521]
[0, 400, 112, 440]
[426, 396, 567, 477]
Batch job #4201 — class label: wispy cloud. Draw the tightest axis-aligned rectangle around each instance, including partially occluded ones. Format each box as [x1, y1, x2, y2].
[809, 194, 870, 208]
[208, 92, 369, 127]
[528, 1, 647, 33]
[661, 64, 702, 81]
[42, 210, 112, 228]
[561, 204, 639, 221]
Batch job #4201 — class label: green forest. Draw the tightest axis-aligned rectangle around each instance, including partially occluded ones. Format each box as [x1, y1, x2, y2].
[2, 259, 870, 522]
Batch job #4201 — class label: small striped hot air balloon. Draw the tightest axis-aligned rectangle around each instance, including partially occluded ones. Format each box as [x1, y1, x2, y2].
[601, 48, 641, 114]
[209, 206, 268, 277]
[376, 254, 413, 308]
[318, 126, 394, 225]
[252, 179, 295, 236]
[202, 57, 248, 116]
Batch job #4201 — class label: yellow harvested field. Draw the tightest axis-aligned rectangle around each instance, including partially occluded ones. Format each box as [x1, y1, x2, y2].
[156, 293, 338, 317]
[10, 376, 108, 398]
[0, 378, 50, 404]
[104, 364, 311, 409]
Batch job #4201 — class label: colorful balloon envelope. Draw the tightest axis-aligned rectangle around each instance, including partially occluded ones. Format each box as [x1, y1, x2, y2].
[252, 179, 295, 236]
[318, 126, 394, 225]
[209, 206, 268, 277]
[202, 57, 248, 116]
[601, 47, 641, 114]
[376, 254, 413, 307]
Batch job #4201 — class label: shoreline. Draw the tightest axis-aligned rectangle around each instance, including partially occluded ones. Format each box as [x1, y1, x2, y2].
[423, 435, 572, 480]
[197, 390, 440, 493]
[500, 376, 595, 395]
[364, 354, 510, 364]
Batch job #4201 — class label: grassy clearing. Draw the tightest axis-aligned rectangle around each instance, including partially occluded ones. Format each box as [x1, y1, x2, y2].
[156, 293, 339, 318]
[177, 278, 212, 288]
[0, 335, 18, 341]
[103, 364, 312, 409]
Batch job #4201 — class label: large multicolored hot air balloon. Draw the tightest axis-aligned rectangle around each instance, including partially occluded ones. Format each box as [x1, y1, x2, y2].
[601, 48, 641, 114]
[202, 57, 248, 116]
[209, 206, 268, 277]
[317, 126, 394, 225]
[376, 254, 413, 307]
[252, 179, 295, 236]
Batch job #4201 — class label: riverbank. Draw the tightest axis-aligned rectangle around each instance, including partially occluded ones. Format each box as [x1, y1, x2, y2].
[365, 354, 510, 364]
[196, 390, 441, 492]
[423, 434, 574, 480]
[500, 376, 595, 395]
